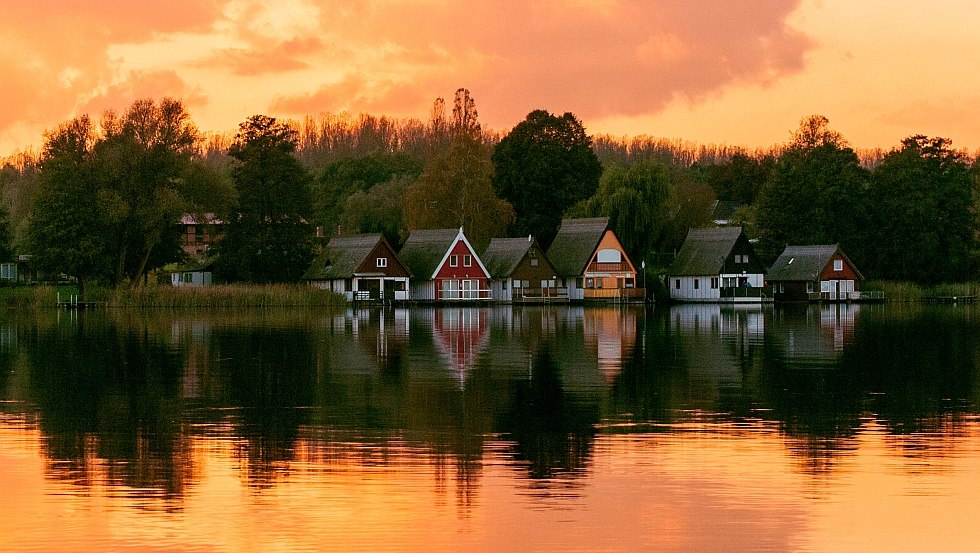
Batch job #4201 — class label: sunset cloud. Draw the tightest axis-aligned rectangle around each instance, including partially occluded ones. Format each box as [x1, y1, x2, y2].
[2, 0, 980, 155]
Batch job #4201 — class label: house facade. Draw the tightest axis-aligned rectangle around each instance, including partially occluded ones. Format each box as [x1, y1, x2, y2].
[179, 213, 223, 258]
[546, 217, 643, 302]
[767, 245, 863, 302]
[399, 228, 491, 302]
[668, 227, 767, 302]
[303, 234, 410, 301]
[482, 236, 564, 303]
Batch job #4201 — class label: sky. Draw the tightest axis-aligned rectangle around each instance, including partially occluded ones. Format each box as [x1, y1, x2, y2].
[2, 0, 980, 157]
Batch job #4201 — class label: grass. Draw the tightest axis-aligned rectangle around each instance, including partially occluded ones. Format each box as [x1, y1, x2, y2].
[863, 280, 980, 302]
[0, 283, 344, 310]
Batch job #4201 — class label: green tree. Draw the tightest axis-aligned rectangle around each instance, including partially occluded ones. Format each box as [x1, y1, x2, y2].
[569, 162, 671, 263]
[213, 115, 315, 283]
[404, 90, 513, 251]
[868, 135, 974, 282]
[27, 116, 110, 298]
[92, 98, 198, 285]
[491, 110, 602, 247]
[699, 151, 774, 205]
[756, 115, 869, 263]
[340, 176, 409, 247]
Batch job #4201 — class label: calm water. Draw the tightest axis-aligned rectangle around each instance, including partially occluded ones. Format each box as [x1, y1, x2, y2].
[2, 303, 980, 552]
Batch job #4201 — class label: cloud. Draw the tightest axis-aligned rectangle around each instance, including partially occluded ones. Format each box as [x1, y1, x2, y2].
[0, 0, 813, 153]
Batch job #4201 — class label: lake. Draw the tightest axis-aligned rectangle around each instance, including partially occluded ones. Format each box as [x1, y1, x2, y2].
[1, 303, 979, 552]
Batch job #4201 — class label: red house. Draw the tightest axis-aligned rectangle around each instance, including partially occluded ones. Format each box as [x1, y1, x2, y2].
[399, 228, 492, 302]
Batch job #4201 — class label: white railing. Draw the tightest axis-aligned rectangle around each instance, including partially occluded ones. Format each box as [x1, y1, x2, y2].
[440, 289, 493, 301]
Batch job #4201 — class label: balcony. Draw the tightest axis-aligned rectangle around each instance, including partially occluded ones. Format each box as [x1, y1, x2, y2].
[584, 287, 645, 301]
[439, 289, 493, 301]
[587, 262, 633, 274]
[721, 286, 769, 299]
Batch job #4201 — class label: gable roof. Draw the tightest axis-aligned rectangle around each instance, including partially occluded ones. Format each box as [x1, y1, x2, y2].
[668, 227, 745, 276]
[303, 234, 398, 280]
[767, 245, 864, 281]
[482, 237, 537, 278]
[711, 200, 742, 223]
[547, 217, 609, 277]
[400, 228, 489, 279]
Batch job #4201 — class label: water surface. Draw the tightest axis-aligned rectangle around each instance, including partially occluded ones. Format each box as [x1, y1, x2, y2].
[2, 304, 979, 552]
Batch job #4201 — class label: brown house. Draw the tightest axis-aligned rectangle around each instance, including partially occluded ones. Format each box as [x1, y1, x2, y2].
[179, 213, 223, 258]
[546, 217, 643, 302]
[302, 234, 411, 301]
[482, 236, 565, 303]
[767, 244, 864, 302]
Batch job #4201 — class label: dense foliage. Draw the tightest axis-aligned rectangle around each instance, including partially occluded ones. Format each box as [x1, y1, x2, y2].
[6, 96, 980, 289]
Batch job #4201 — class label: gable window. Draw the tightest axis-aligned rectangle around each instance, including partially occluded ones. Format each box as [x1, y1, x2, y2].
[834, 259, 843, 271]
[450, 255, 458, 267]
[530, 258, 539, 267]
[596, 249, 622, 263]
[376, 257, 388, 268]
[463, 254, 472, 267]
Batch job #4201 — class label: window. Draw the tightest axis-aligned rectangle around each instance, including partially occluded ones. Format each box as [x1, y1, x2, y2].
[596, 249, 622, 263]
[513, 280, 522, 288]
[522, 280, 530, 288]
[449, 255, 458, 267]
[694, 279, 700, 290]
[530, 258, 539, 267]
[463, 255, 472, 267]
[541, 279, 549, 289]
[194, 226, 204, 244]
[586, 278, 595, 288]
[675, 279, 681, 289]
[181, 272, 193, 283]
[779, 283, 784, 293]
[834, 259, 843, 271]
[711, 277, 719, 289]
[807, 281, 814, 293]
[376, 257, 388, 268]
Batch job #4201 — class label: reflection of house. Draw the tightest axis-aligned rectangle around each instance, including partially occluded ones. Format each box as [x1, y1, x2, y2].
[482, 236, 565, 303]
[399, 228, 491, 302]
[547, 217, 643, 302]
[767, 245, 864, 302]
[171, 260, 213, 287]
[179, 213, 223, 258]
[303, 234, 410, 302]
[773, 304, 860, 367]
[668, 227, 767, 302]
[431, 308, 490, 384]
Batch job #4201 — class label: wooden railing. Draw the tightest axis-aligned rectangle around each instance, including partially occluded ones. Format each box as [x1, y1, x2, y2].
[588, 262, 633, 273]
[518, 288, 569, 299]
[439, 289, 493, 301]
[584, 288, 645, 300]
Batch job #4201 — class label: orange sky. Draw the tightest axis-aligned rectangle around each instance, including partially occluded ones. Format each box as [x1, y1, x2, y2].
[2, 0, 980, 157]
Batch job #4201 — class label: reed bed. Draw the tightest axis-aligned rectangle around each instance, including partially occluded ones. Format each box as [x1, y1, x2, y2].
[106, 284, 344, 309]
[864, 280, 980, 302]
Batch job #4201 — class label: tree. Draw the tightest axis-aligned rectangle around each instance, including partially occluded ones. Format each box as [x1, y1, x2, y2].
[404, 90, 513, 250]
[91, 98, 198, 285]
[756, 116, 869, 263]
[569, 162, 671, 263]
[213, 115, 315, 283]
[27, 116, 110, 298]
[340, 176, 410, 248]
[699, 151, 774, 205]
[491, 110, 602, 247]
[867, 135, 974, 282]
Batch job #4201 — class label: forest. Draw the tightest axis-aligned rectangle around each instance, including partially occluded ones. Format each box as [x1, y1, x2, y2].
[1, 89, 979, 297]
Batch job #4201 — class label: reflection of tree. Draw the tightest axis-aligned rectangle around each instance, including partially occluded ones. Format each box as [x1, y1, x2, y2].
[498, 345, 599, 479]
[24, 312, 192, 502]
[211, 326, 317, 487]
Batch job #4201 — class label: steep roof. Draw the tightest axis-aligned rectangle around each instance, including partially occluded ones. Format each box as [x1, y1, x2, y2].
[767, 245, 863, 281]
[399, 228, 464, 279]
[668, 227, 744, 276]
[482, 237, 535, 278]
[303, 234, 386, 280]
[547, 217, 609, 277]
[711, 200, 742, 223]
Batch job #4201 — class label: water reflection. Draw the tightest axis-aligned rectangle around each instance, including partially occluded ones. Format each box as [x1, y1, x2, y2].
[2, 304, 980, 551]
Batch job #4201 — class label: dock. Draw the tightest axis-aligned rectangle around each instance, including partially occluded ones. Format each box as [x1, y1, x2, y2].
[923, 295, 976, 304]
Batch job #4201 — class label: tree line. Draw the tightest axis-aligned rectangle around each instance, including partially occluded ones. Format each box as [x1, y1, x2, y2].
[2, 92, 979, 298]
